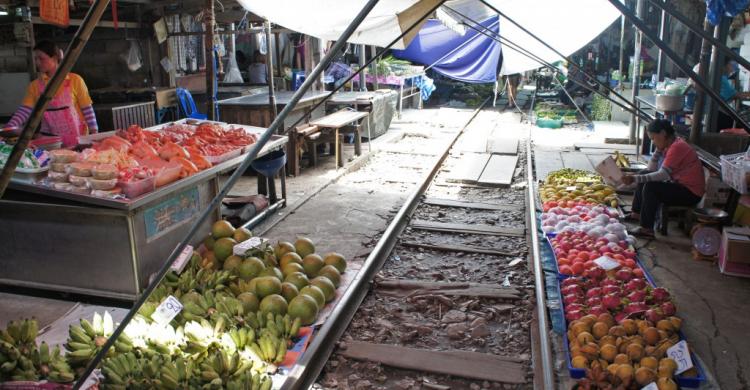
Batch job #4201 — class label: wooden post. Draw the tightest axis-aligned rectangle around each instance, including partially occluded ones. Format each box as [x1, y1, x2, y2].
[265, 19, 277, 120]
[371, 45, 379, 90]
[205, 0, 216, 120]
[359, 44, 367, 91]
[275, 32, 282, 85]
[0, 0, 111, 196]
[24, 2, 36, 79]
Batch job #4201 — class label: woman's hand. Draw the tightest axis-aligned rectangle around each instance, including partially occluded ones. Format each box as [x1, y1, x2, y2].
[621, 175, 635, 185]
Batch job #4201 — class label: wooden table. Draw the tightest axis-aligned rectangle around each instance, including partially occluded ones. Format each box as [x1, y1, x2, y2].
[218, 91, 329, 131]
[310, 110, 369, 169]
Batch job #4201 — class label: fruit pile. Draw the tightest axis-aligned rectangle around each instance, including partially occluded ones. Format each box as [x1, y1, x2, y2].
[550, 230, 638, 276]
[541, 204, 627, 237]
[540, 169, 619, 208]
[567, 312, 686, 389]
[1, 220, 346, 388]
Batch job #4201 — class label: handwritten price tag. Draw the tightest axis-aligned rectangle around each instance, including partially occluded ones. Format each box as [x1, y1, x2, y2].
[233, 236, 267, 256]
[594, 255, 621, 271]
[151, 295, 183, 325]
[641, 383, 658, 390]
[566, 186, 578, 191]
[667, 340, 693, 374]
[170, 245, 194, 274]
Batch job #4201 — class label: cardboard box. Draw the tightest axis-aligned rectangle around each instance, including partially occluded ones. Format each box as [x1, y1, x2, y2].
[722, 227, 750, 264]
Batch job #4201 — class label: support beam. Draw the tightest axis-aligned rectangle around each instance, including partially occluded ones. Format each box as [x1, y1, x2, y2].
[629, 0, 644, 144]
[32, 16, 139, 29]
[705, 18, 730, 133]
[359, 44, 367, 91]
[618, 12, 626, 90]
[607, 0, 750, 130]
[0, 0, 110, 197]
[655, 0, 667, 81]
[265, 19, 277, 120]
[205, 0, 216, 120]
[690, 17, 712, 143]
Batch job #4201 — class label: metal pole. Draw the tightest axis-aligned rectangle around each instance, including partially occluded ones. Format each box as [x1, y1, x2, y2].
[691, 17, 712, 143]
[275, 32, 282, 84]
[265, 19, 278, 119]
[72, 1, 382, 387]
[655, 0, 667, 81]
[359, 44, 367, 91]
[479, 0, 651, 120]
[205, 0, 216, 120]
[705, 18, 730, 133]
[619, 11, 626, 90]
[370, 45, 379, 90]
[629, 0, 644, 144]
[0, 0, 110, 197]
[607, 0, 750, 130]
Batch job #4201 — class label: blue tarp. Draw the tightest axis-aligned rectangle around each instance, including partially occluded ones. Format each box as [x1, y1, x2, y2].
[392, 16, 502, 84]
[706, 0, 750, 25]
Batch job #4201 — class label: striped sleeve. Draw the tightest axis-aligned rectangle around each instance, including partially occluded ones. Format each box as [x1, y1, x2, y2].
[5, 105, 33, 129]
[81, 105, 99, 133]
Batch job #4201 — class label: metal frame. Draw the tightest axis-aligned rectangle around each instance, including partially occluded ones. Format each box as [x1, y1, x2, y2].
[73, 0, 383, 386]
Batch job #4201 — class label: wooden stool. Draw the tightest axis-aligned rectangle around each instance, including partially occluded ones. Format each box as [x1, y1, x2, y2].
[657, 205, 693, 236]
[306, 131, 344, 168]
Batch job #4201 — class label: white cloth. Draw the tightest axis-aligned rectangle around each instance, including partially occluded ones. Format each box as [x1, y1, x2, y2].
[248, 63, 267, 84]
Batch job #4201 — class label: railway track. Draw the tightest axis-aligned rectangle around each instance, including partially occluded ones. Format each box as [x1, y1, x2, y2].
[262, 102, 552, 389]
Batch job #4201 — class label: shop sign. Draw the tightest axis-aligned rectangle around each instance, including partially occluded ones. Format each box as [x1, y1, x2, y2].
[144, 187, 201, 242]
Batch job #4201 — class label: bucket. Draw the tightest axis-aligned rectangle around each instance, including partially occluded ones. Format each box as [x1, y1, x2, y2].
[292, 70, 306, 91]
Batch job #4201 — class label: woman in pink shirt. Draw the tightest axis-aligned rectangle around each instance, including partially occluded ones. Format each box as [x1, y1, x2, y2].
[622, 120, 705, 238]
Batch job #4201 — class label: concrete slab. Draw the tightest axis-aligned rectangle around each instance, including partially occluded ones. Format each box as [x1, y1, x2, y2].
[0, 293, 76, 329]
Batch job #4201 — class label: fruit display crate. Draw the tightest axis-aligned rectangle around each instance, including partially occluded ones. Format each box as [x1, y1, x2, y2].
[719, 153, 749, 194]
[545, 233, 648, 281]
[555, 276, 707, 387]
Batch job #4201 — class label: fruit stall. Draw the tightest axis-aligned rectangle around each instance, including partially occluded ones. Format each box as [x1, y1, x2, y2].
[0, 120, 288, 300]
[537, 169, 706, 389]
[0, 224, 350, 389]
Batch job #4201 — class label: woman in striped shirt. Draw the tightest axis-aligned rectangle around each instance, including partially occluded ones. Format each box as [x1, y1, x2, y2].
[3, 40, 98, 147]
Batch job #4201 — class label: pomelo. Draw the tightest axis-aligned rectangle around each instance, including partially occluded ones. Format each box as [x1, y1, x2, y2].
[259, 294, 288, 316]
[212, 220, 235, 239]
[280, 252, 303, 269]
[247, 278, 259, 294]
[280, 282, 299, 302]
[294, 237, 315, 258]
[284, 272, 310, 290]
[274, 241, 296, 258]
[302, 254, 325, 277]
[259, 266, 283, 281]
[237, 292, 259, 314]
[317, 265, 342, 288]
[255, 276, 282, 298]
[237, 257, 265, 281]
[299, 285, 325, 309]
[311, 276, 336, 302]
[281, 262, 305, 278]
[288, 294, 319, 325]
[223, 255, 243, 271]
[233, 227, 253, 242]
[213, 237, 237, 261]
[323, 252, 347, 273]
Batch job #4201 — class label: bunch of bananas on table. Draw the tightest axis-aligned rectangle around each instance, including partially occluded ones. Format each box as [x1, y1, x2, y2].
[0, 318, 75, 383]
[541, 169, 619, 207]
[546, 168, 602, 184]
[613, 151, 631, 168]
[66, 312, 134, 368]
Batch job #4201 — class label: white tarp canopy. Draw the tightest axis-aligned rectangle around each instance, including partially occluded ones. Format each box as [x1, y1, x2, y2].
[236, 0, 621, 75]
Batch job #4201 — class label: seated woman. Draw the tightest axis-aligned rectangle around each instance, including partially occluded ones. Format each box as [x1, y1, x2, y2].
[622, 119, 705, 238]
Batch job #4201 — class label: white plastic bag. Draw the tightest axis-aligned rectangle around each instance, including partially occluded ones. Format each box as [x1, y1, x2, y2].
[124, 41, 142, 72]
[224, 53, 244, 83]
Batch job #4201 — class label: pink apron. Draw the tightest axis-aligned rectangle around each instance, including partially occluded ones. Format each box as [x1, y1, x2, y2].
[38, 78, 84, 147]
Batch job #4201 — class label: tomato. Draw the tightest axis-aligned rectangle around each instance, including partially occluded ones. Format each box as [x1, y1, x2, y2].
[571, 262, 585, 275]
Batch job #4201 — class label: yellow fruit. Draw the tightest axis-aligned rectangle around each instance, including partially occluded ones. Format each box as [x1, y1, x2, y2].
[656, 377, 678, 390]
[284, 272, 310, 291]
[211, 220, 235, 239]
[213, 237, 237, 261]
[255, 276, 282, 298]
[302, 254, 325, 277]
[571, 355, 588, 369]
[288, 294, 319, 325]
[233, 227, 253, 242]
[323, 252, 347, 273]
[317, 265, 341, 288]
[294, 237, 315, 258]
[311, 276, 336, 302]
[299, 285, 326, 309]
[259, 294, 288, 316]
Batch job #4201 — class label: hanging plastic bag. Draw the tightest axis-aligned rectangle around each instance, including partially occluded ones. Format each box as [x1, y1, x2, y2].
[224, 53, 244, 83]
[123, 41, 142, 72]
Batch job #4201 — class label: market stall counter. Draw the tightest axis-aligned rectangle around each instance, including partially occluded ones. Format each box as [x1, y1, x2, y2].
[0, 120, 287, 301]
[218, 91, 329, 133]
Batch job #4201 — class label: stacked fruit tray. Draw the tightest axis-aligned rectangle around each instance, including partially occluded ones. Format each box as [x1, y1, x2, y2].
[538, 169, 705, 389]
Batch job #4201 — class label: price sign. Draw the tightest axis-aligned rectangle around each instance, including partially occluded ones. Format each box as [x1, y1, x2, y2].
[151, 295, 183, 325]
[566, 186, 578, 191]
[641, 383, 658, 390]
[233, 236, 267, 256]
[667, 340, 693, 374]
[170, 244, 194, 274]
[594, 255, 621, 271]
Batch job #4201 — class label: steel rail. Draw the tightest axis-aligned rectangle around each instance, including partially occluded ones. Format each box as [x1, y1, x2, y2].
[71, 0, 382, 387]
[280, 97, 491, 389]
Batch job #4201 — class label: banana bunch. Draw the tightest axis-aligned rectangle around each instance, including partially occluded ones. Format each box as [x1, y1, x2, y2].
[613, 151, 630, 168]
[2, 318, 38, 351]
[196, 268, 234, 292]
[197, 349, 270, 389]
[0, 337, 75, 383]
[100, 352, 149, 389]
[66, 312, 133, 368]
[248, 331, 287, 366]
[229, 279, 255, 296]
[182, 320, 221, 355]
[244, 311, 302, 340]
[157, 356, 194, 390]
[222, 327, 255, 352]
[546, 168, 602, 184]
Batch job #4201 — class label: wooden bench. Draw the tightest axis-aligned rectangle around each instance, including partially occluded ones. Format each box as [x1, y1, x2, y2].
[287, 123, 323, 176]
[310, 109, 370, 169]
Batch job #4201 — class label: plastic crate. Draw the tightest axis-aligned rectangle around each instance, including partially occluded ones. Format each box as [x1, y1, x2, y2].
[118, 176, 155, 199]
[720, 153, 749, 194]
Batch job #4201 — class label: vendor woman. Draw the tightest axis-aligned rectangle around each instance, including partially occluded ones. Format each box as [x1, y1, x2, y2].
[622, 120, 705, 238]
[3, 40, 98, 146]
